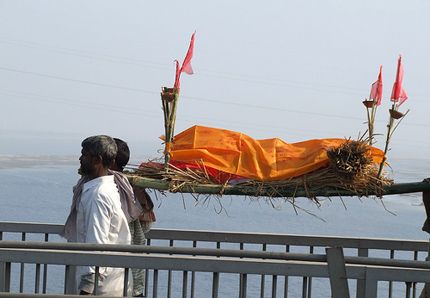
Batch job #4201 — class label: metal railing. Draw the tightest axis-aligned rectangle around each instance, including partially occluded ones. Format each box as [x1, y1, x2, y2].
[0, 221, 429, 297]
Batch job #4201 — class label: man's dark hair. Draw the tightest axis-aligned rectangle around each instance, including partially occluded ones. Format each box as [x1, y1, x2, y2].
[81, 135, 117, 168]
[113, 138, 130, 171]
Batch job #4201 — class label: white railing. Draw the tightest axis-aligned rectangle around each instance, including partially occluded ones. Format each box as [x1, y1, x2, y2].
[0, 221, 429, 297]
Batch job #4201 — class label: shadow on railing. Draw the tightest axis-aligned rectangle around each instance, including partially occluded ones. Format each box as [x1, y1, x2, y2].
[0, 221, 429, 297]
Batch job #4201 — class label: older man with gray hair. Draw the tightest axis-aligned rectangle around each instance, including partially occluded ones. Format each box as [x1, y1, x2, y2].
[76, 135, 131, 296]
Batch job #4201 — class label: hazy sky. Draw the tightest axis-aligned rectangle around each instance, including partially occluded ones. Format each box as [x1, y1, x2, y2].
[1, 1, 429, 161]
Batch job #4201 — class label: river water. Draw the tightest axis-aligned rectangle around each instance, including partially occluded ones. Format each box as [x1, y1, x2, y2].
[0, 158, 429, 297]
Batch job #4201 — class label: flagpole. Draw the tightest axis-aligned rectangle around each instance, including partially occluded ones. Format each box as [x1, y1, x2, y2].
[369, 105, 376, 145]
[363, 100, 374, 145]
[161, 87, 180, 169]
[370, 101, 380, 146]
[364, 66, 383, 146]
[161, 32, 195, 169]
[377, 56, 408, 177]
[377, 103, 395, 177]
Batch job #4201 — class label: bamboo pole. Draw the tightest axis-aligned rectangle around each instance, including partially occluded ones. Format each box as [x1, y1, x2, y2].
[377, 104, 394, 177]
[161, 87, 180, 168]
[369, 102, 378, 145]
[363, 100, 374, 145]
[377, 103, 406, 177]
[363, 100, 378, 146]
[127, 175, 430, 198]
[365, 103, 373, 144]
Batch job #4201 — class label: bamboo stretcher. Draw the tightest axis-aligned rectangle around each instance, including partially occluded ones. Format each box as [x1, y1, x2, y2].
[127, 175, 430, 198]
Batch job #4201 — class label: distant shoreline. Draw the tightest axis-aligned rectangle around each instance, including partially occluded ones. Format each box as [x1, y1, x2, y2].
[0, 155, 150, 169]
[0, 155, 77, 169]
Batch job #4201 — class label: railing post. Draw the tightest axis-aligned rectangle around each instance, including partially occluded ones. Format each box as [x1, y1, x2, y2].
[42, 232, 49, 293]
[308, 246, 314, 297]
[413, 250, 418, 297]
[153, 269, 159, 298]
[261, 243, 266, 298]
[0, 262, 11, 292]
[420, 239, 430, 297]
[212, 272, 219, 298]
[0, 229, 7, 292]
[19, 232, 26, 293]
[241, 273, 247, 298]
[144, 238, 151, 298]
[356, 248, 368, 298]
[326, 247, 350, 298]
[239, 242, 244, 298]
[35, 263, 41, 293]
[123, 268, 129, 297]
[191, 240, 197, 298]
[272, 275, 277, 298]
[182, 271, 188, 298]
[0, 262, 5, 292]
[64, 265, 77, 294]
[284, 244, 290, 298]
[302, 277, 308, 298]
[167, 239, 174, 298]
[364, 269, 378, 298]
[405, 282, 412, 298]
[388, 249, 394, 298]
[93, 266, 100, 296]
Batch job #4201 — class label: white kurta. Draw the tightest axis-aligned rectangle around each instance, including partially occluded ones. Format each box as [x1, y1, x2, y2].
[76, 175, 131, 296]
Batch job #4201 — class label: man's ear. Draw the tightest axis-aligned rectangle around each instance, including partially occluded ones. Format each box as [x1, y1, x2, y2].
[92, 155, 103, 165]
[110, 159, 117, 171]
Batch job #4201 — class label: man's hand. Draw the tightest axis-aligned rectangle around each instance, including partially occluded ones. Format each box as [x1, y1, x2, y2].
[79, 273, 95, 295]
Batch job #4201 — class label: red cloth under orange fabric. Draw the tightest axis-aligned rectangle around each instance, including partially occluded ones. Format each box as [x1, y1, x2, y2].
[139, 161, 245, 184]
[170, 161, 245, 184]
[168, 125, 384, 182]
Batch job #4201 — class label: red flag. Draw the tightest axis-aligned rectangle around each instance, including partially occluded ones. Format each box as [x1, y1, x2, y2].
[370, 65, 383, 106]
[390, 55, 408, 106]
[173, 32, 196, 89]
[180, 32, 195, 75]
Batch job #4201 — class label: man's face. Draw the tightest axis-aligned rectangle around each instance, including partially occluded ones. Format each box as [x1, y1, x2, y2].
[79, 148, 97, 176]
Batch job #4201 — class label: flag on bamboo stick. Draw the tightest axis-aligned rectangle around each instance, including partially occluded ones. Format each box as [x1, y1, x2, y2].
[174, 32, 196, 89]
[370, 66, 383, 106]
[390, 55, 408, 106]
[181, 32, 195, 75]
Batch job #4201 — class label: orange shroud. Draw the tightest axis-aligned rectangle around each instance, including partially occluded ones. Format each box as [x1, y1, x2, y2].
[168, 126, 384, 181]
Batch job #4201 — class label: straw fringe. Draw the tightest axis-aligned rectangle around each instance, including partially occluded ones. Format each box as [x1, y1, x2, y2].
[129, 140, 392, 203]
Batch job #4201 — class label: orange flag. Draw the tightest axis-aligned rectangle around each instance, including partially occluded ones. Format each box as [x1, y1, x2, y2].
[390, 55, 408, 106]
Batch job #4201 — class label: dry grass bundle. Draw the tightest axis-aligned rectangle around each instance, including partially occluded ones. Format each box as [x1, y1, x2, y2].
[327, 139, 372, 181]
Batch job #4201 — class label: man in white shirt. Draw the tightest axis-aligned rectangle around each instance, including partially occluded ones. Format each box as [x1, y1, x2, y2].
[76, 135, 131, 296]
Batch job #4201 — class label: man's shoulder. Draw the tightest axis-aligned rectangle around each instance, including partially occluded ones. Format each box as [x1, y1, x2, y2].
[83, 176, 119, 201]
[83, 175, 114, 189]
[95, 178, 119, 198]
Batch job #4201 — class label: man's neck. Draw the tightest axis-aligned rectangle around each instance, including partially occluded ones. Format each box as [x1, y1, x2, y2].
[88, 167, 109, 181]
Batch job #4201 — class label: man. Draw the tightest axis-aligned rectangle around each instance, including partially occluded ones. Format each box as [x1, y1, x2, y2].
[76, 135, 131, 296]
[422, 178, 430, 233]
[421, 179, 430, 298]
[112, 138, 156, 297]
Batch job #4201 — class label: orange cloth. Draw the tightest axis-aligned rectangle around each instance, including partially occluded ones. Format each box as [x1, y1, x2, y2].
[169, 126, 384, 181]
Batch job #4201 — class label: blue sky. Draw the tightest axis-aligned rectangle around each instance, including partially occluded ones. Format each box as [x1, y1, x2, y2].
[0, 0, 429, 160]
